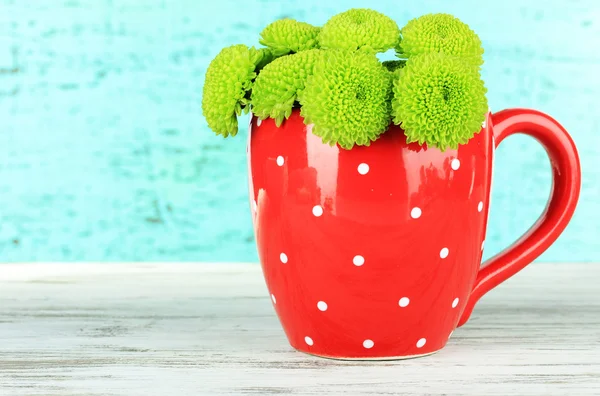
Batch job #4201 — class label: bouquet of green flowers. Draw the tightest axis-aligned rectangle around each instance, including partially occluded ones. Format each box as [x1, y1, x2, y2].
[202, 9, 487, 151]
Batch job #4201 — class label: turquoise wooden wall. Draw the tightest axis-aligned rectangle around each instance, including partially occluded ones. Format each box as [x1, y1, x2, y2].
[1, 0, 598, 262]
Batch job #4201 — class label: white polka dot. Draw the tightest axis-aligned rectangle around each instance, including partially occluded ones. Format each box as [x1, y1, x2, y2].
[363, 339, 374, 349]
[353, 255, 365, 266]
[398, 297, 410, 307]
[252, 200, 257, 213]
[357, 163, 370, 175]
[452, 297, 459, 308]
[280, 253, 288, 264]
[312, 205, 323, 217]
[317, 301, 328, 311]
[440, 247, 449, 259]
[271, 294, 276, 304]
[257, 118, 262, 126]
[410, 207, 422, 219]
[276, 156, 284, 166]
[305, 336, 313, 346]
[416, 338, 427, 348]
[481, 240, 485, 251]
[482, 118, 487, 129]
[451, 158, 460, 170]
[478, 201, 483, 212]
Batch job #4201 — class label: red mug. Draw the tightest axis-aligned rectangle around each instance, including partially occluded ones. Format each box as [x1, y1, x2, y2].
[248, 108, 581, 360]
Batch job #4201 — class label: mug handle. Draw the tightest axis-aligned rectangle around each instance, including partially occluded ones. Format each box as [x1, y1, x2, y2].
[458, 108, 581, 327]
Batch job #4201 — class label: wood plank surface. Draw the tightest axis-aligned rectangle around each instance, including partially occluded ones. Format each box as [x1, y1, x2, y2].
[0, 263, 599, 395]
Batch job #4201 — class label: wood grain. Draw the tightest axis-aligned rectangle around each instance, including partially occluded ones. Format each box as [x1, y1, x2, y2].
[0, 263, 599, 395]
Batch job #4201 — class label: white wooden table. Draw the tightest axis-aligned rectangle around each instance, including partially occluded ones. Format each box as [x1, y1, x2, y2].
[0, 263, 598, 395]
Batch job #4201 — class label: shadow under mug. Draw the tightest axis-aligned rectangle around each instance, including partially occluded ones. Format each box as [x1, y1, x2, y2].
[247, 108, 581, 360]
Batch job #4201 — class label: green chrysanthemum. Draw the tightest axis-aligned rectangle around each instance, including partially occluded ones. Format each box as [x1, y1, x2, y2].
[251, 49, 322, 127]
[202, 44, 266, 137]
[255, 48, 275, 72]
[391, 53, 488, 150]
[382, 60, 406, 73]
[398, 13, 484, 67]
[300, 50, 392, 149]
[259, 18, 320, 57]
[318, 8, 400, 52]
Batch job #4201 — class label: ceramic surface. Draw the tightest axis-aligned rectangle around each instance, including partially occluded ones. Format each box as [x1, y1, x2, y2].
[247, 108, 580, 359]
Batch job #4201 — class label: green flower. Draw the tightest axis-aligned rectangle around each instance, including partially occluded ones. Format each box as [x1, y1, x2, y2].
[391, 53, 488, 150]
[382, 60, 406, 73]
[202, 44, 265, 137]
[259, 18, 320, 57]
[318, 8, 400, 52]
[251, 49, 322, 127]
[255, 48, 275, 72]
[398, 13, 484, 66]
[300, 50, 392, 149]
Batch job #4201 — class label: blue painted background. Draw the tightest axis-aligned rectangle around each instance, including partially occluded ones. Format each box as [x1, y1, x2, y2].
[0, 0, 598, 262]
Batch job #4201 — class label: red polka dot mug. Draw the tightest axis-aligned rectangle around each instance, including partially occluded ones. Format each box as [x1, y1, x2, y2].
[247, 108, 581, 360]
